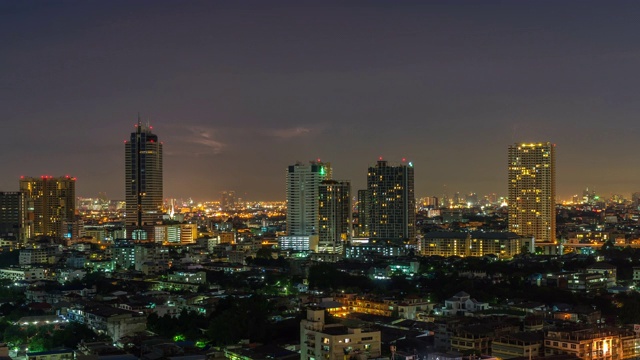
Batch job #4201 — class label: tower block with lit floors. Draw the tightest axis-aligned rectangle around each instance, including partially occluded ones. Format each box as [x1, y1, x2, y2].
[508, 142, 556, 248]
[125, 120, 163, 241]
[19, 176, 76, 238]
[318, 180, 351, 254]
[367, 159, 415, 244]
[279, 161, 331, 252]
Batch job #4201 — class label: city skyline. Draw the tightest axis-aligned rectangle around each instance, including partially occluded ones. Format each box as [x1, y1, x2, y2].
[3, 1, 640, 200]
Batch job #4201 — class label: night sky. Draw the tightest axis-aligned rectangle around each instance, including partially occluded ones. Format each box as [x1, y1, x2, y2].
[3, 1, 640, 201]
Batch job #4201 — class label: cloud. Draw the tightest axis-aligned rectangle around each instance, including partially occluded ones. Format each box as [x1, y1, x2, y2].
[186, 126, 225, 154]
[163, 125, 225, 156]
[268, 126, 313, 139]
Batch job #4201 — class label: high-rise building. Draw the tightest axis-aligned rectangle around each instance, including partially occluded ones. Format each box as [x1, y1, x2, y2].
[508, 142, 556, 243]
[0, 191, 31, 241]
[356, 189, 371, 237]
[318, 180, 351, 253]
[220, 191, 236, 211]
[280, 161, 330, 252]
[125, 121, 163, 241]
[285, 161, 330, 236]
[367, 160, 416, 243]
[19, 176, 76, 238]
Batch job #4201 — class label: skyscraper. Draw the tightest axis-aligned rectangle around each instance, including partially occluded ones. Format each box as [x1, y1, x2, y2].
[367, 159, 415, 243]
[508, 142, 556, 243]
[286, 161, 330, 236]
[0, 191, 31, 241]
[280, 161, 330, 251]
[356, 189, 371, 237]
[125, 121, 163, 241]
[318, 180, 351, 253]
[19, 176, 76, 238]
[220, 191, 236, 211]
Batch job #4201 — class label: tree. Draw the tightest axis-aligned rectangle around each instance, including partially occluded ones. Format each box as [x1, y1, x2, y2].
[3, 325, 26, 347]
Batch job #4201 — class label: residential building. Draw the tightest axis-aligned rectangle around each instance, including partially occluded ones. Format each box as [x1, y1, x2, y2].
[442, 291, 489, 316]
[367, 159, 415, 243]
[421, 231, 526, 258]
[508, 142, 556, 243]
[220, 191, 236, 211]
[112, 241, 170, 271]
[68, 304, 146, 342]
[19, 245, 59, 265]
[544, 328, 622, 360]
[318, 180, 351, 254]
[356, 189, 371, 237]
[0, 191, 31, 241]
[26, 349, 74, 360]
[450, 322, 519, 355]
[300, 308, 381, 360]
[492, 332, 544, 359]
[167, 271, 206, 284]
[278, 235, 318, 252]
[286, 161, 330, 237]
[344, 243, 407, 260]
[567, 273, 607, 294]
[0, 267, 45, 281]
[19, 176, 76, 238]
[587, 263, 617, 287]
[154, 223, 198, 244]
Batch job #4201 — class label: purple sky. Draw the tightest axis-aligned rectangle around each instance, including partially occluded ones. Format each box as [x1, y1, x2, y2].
[2, 1, 640, 201]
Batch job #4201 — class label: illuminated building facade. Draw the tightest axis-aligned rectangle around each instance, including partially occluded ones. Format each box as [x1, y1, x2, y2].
[367, 160, 415, 243]
[318, 180, 351, 254]
[283, 161, 330, 251]
[125, 121, 163, 241]
[544, 328, 621, 360]
[356, 189, 371, 237]
[420, 231, 526, 258]
[508, 142, 556, 243]
[220, 190, 236, 211]
[0, 191, 31, 241]
[19, 176, 76, 238]
[300, 308, 381, 360]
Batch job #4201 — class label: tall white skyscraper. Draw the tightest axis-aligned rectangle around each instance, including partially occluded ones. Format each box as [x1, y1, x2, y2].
[286, 161, 331, 236]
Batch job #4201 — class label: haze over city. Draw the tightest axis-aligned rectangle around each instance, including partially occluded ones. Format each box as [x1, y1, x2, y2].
[3, 1, 640, 200]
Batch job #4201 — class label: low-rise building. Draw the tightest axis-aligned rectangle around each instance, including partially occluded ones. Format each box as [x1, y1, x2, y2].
[68, 304, 146, 342]
[19, 246, 59, 265]
[0, 267, 45, 282]
[587, 263, 617, 288]
[300, 308, 381, 360]
[442, 291, 489, 316]
[544, 328, 622, 360]
[492, 332, 544, 359]
[567, 273, 607, 294]
[421, 232, 525, 258]
[26, 349, 74, 360]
